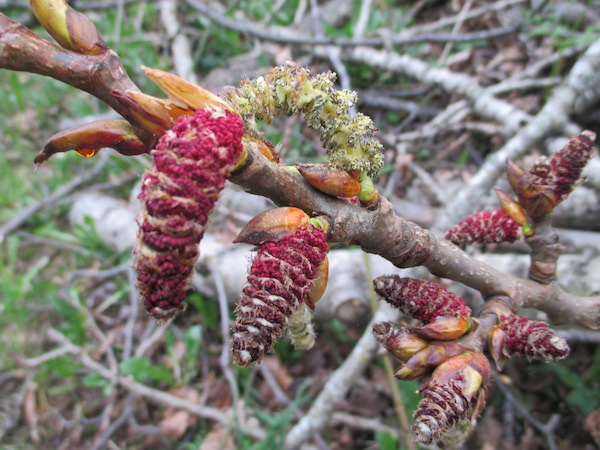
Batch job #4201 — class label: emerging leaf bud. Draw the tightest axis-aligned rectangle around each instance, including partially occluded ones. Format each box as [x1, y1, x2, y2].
[372, 322, 429, 362]
[296, 163, 362, 197]
[497, 313, 569, 361]
[233, 207, 310, 246]
[134, 108, 244, 321]
[231, 225, 328, 366]
[374, 276, 471, 339]
[445, 209, 520, 246]
[30, 0, 106, 55]
[412, 352, 491, 446]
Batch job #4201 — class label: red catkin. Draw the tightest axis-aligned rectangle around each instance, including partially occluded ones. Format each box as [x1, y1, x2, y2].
[374, 275, 471, 323]
[499, 314, 569, 360]
[231, 226, 328, 367]
[549, 131, 595, 201]
[445, 209, 520, 246]
[134, 108, 244, 321]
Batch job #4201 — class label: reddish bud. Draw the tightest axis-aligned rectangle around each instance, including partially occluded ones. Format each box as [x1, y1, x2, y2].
[374, 276, 471, 324]
[233, 207, 310, 246]
[372, 322, 428, 362]
[305, 256, 329, 309]
[34, 119, 147, 164]
[413, 316, 471, 341]
[445, 209, 520, 246]
[134, 108, 244, 321]
[296, 163, 362, 197]
[498, 314, 569, 361]
[231, 225, 328, 366]
[412, 352, 490, 446]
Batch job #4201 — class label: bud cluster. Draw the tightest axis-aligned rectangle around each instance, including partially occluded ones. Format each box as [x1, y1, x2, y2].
[508, 131, 596, 217]
[231, 224, 328, 367]
[134, 108, 244, 321]
[220, 62, 384, 177]
[445, 209, 521, 246]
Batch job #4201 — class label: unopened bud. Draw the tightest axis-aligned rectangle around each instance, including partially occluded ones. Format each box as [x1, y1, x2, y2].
[413, 315, 471, 341]
[233, 207, 310, 245]
[487, 325, 509, 370]
[495, 189, 528, 227]
[35, 119, 147, 164]
[305, 256, 329, 309]
[372, 322, 428, 362]
[30, 0, 106, 55]
[296, 163, 362, 197]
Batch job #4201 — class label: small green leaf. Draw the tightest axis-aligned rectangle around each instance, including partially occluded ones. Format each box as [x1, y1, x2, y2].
[375, 430, 398, 450]
[120, 357, 174, 385]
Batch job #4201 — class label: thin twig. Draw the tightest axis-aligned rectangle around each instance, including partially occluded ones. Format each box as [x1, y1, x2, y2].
[185, 0, 521, 47]
[283, 303, 400, 449]
[442, 37, 600, 227]
[0, 154, 109, 243]
[122, 265, 139, 362]
[208, 263, 240, 402]
[494, 373, 560, 450]
[89, 395, 135, 450]
[42, 328, 266, 440]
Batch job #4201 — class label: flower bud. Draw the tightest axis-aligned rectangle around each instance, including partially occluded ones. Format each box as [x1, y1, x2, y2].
[372, 322, 428, 363]
[233, 207, 310, 246]
[412, 352, 490, 446]
[445, 209, 520, 246]
[296, 163, 361, 197]
[35, 119, 147, 164]
[498, 313, 569, 361]
[30, 0, 106, 55]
